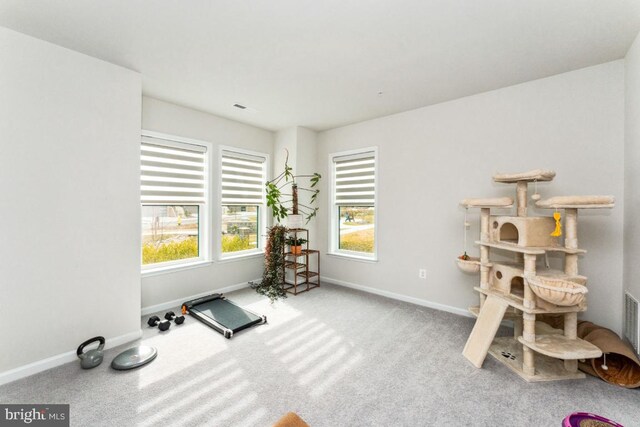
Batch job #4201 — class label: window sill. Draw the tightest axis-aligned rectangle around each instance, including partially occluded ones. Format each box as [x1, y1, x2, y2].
[218, 250, 264, 263]
[142, 260, 213, 278]
[326, 252, 378, 263]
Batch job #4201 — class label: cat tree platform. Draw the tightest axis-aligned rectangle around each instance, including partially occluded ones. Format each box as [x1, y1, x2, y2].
[488, 337, 587, 382]
[492, 169, 556, 183]
[536, 195, 615, 209]
[468, 304, 520, 319]
[474, 240, 586, 255]
[517, 334, 601, 360]
[460, 197, 514, 208]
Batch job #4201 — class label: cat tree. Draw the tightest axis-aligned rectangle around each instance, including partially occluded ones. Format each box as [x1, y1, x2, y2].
[458, 169, 615, 381]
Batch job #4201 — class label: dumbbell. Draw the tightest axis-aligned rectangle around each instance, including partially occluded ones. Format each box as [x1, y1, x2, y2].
[164, 311, 185, 325]
[147, 315, 170, 331]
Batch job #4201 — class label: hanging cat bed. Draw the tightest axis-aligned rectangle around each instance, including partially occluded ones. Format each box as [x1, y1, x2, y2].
[526, 276, 588, 307]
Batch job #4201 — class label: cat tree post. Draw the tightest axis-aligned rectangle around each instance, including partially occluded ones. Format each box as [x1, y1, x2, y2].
[480, 208, 491, 306]
[523, 254, 537, 310]
[513, 315, 523, 339]
[564, 208, 578, 276]
[564, 312, 579, 373]
[522, 253, 537, 376]
[522, 313, 537, 376]
[516, 181, 528, 217]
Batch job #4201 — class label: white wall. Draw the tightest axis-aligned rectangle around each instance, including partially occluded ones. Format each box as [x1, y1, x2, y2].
[274, 128, 297, 174]
[273, 127, 320, 247]
[141, 97, 274, 309]
[296, 127, 319, 247]
[625, 32, 640, 301]
[317, 61, 625, 333]
[0, 28, 141, 374]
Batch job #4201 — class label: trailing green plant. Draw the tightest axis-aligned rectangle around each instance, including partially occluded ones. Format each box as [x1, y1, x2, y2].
[266, 149, 321, 223]
[252, 224, 288, 302]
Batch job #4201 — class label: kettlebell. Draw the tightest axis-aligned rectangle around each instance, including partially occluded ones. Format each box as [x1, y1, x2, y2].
[76, 336, 105, 369]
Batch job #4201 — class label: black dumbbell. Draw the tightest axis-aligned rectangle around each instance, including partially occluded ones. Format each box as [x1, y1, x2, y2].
[147, 315, 170, 331]
[164, 311, 185, 325]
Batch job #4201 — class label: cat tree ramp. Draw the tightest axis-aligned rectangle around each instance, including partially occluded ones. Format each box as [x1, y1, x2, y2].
[458, 169, 614, 382]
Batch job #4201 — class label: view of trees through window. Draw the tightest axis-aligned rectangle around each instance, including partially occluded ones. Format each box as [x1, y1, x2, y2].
[142, 205, 199, 265]
[339, 206, 375, 253]
[222, 205, 258, 253]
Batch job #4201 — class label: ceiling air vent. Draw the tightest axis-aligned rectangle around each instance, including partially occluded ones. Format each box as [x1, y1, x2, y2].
[625, 292, 639, 354]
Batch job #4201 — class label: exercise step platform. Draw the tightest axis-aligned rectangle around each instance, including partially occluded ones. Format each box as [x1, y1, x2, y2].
[182, 293, 266, 339]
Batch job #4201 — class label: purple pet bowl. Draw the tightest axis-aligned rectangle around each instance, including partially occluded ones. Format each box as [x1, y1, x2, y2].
[562, 412, 624, 427]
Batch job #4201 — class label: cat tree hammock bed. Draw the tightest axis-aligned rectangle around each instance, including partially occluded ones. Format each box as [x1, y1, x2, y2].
[526, 276, 588, 307]
[458, 169, 615, 382]
[456, 257, 481, 273]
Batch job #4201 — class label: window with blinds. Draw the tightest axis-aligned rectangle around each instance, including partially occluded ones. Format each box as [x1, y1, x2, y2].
[140, 134, 209, 268]
[334, 153, 376, 205]
[141, 136, 207, 204]
[221, 150, 266, 205]
[220, 149, 267, 255]
[331, 149, 377, 258]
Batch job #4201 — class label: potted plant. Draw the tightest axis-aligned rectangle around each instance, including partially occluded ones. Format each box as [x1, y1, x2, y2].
[252, 224, 288, 302]
[285, 236, 308, 255]
[255, 150, 321, 303]
[266, 149, 321, 227]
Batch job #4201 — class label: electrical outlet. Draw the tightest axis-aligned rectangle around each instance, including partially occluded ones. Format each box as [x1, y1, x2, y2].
[418, 269, 427, 279]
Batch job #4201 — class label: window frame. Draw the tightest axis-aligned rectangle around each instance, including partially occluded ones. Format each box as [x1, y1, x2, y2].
[217, 145, 269, 261]
[140, 130, 213, 275]
[328, 146, 378, 261]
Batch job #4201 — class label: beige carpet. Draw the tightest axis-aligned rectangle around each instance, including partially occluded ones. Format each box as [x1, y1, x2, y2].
[0, 284, 637, 426]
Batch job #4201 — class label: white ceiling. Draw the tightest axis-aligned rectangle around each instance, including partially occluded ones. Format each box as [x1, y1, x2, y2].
[1, 1, 639, 131]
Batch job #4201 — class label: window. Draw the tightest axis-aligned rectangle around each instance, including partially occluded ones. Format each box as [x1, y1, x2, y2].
[330, 148, 377, 259]
[141, 133, 210, 269]
[220, 148, 267, 257]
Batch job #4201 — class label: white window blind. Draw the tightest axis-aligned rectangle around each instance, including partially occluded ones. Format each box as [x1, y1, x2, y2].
[333, 152, 376, 205]
[141, 136, 207, 204]
[221, 150, 266, 204]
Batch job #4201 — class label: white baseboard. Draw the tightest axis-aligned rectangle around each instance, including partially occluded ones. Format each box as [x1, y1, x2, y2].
[321, 276, 473, 318]
[0, 329, 142, 387]
[141, 279, 258, 316]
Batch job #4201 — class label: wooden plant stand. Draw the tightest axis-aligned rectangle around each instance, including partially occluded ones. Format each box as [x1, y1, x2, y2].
[282, 228, 320, 295]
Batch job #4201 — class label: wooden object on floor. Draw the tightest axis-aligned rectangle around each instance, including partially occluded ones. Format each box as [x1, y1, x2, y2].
[283, 228, 320, 295]
[463, 295, 509, 368]
[273, 412, 310, 427]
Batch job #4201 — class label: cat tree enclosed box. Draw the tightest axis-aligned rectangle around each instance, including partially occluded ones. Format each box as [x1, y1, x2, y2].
[457, 169, 615, 382]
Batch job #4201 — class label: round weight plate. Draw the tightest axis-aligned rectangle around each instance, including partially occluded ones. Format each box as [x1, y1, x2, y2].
[111, 345, 158, 370]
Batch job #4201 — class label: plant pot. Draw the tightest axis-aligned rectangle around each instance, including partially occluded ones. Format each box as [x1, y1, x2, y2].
[286, 214, 304, 229]
[291, 245, 302, 255]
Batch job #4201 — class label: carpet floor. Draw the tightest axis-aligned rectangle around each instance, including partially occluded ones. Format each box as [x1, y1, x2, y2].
[0, 284, 638, 426]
